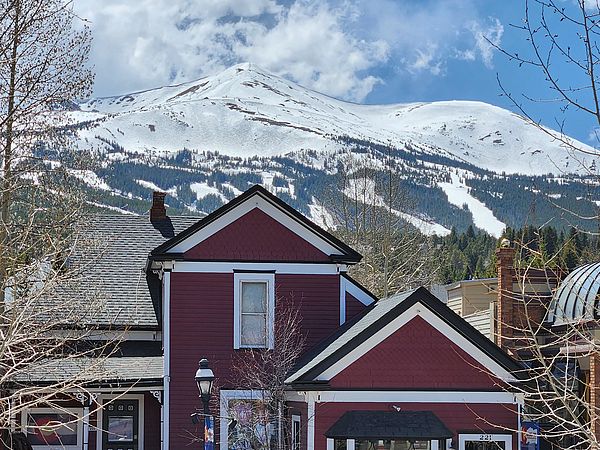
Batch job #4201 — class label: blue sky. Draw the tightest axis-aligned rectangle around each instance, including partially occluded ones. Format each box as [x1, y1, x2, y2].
[75, 0, 595, 144]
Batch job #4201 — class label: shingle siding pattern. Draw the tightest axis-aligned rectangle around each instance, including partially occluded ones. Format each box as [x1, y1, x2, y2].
[315, 402, 517, 450]
[330, 316, 502, 390]
[184, 208, 330, 261]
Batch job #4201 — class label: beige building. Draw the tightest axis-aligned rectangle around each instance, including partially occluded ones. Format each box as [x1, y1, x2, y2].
[445, 278, 497, 339]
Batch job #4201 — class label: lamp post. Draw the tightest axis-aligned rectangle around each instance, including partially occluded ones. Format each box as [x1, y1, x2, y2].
[195, 359, 215, 450]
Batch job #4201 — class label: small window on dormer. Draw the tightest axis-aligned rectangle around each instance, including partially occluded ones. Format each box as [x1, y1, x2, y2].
[234, 273, 275, 349]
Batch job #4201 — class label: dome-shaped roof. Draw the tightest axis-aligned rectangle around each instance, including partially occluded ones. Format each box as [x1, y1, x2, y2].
[548, 262, 600, 326]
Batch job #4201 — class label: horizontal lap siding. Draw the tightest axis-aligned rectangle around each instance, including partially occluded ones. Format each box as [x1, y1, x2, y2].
[346, 293, 367, 322]
[315, 402, 517, 450]
[145, 392, 162, 450]
[170, 272, 234, 450]
[184, 208, 330, 261]
[287, 401, 308, 450]
[330, 316, 504, 390]
[276, 274, 341, 349]
[169, 272, 341, 449]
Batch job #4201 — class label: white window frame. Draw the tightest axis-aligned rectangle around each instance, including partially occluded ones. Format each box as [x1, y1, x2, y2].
[458, 433, 513, 450]
[220, 389, 270, 450]
[95, 393, 145, 450]
[292, 414, 301, 450]
[22, 407, 84, 450]
[234, 273, 275, 349]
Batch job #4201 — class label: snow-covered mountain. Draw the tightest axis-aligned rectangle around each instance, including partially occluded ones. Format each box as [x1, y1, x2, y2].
[62, 63, 599, 236]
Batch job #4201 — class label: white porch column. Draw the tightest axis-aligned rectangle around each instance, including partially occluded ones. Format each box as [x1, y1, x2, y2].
[307, 393, 316, 450]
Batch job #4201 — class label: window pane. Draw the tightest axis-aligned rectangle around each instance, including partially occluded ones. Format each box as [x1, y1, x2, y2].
[107, 416, 134, 442]
[241, 282, 267, 313]
[241, 314, 267, 346]
[27, 413, 78, 446]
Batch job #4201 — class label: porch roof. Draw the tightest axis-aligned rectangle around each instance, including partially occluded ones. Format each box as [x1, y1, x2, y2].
[325, 410, 452, 441]
[13, 356, 163, 386]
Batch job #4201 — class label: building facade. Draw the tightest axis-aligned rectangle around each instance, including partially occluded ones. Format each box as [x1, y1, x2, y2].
[10, 186, 524, 450]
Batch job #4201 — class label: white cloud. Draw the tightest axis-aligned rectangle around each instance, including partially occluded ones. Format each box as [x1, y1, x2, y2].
[469, 18, 504, 69]
[75, 0, 503, 100]
[75, 0, 388, 101]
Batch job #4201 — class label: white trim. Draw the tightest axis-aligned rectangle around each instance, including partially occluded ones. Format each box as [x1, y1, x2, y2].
[22, 407, 84, 450]
[233, 273, 275, 349]
[292, 415, 301, 450]
[327, 438, 334, 450]
[458, 434, 513, 450]
[163, 271, 171, 450]
[310, 390, 519, 404]
[343, 276, 376, 306]
[348, 438, 356, 450]
[173, 261, 345, 274]
[169, 195, 342, 256]
[83, 403, 89, 450]
[340, 277, 346, 325]
[219, 390, 269, 450]
[307, 393, 316, 450]
[431, 440, 439, 450]
[316, 303, 518, 383]
[95, 393, 145, 450]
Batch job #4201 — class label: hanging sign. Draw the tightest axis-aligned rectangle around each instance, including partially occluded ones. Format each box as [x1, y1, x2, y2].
[521, 421, 539, 450]
[204, 415, 214, 450]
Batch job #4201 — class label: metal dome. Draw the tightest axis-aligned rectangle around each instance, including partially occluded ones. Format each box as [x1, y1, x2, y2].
[547, 262, 600, 326]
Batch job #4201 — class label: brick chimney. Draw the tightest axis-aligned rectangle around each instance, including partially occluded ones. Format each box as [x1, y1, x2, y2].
[150, 191, 167, 221]
[496, 242, 516, 351]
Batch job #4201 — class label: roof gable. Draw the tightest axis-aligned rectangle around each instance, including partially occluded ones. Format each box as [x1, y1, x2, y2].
[151, 185, 361, 263]
[183, 208, 330, 261]
[329, 315, 506, 390]
[286, 287, 523, 386]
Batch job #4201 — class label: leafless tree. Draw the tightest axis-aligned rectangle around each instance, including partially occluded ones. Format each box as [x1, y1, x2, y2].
[0, 1, 131, 448]
[228, 297, 306, 449]
[492, 0, 600, 179]
[486, 237, 600, 450]
[322, 152, 438, 298]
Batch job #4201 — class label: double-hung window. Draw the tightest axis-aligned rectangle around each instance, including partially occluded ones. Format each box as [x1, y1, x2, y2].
[234, 273, 275, 349]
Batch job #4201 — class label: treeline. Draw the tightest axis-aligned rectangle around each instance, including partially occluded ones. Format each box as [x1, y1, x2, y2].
[434, 225, 600, 284]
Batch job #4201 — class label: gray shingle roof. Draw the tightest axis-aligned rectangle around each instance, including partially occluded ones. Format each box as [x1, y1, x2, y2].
[56, 215, 199, 328]
[15, 356, 163, 384]
[325, 410, 453, 440]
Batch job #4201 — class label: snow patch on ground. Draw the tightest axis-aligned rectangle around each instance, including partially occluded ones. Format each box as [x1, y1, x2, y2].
[395, 211, 451, 236]
[136, 179, 177, 197]
[222, 183, 243, 196]
[438, 173, 505, 237]
[70, 170, 111, 191]
[308, 198, 335, 229]
[190, 182, 226, 201]
[343, 177, 450, 236]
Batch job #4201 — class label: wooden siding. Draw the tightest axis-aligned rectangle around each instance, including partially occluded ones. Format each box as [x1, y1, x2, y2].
[346, 293, 366, 322]
[145, 392, 162, 450]
[184, 208, 330, 261]
[169, 272, 343, 449]
[276, 274, 341, 349]
[329, 316, 505, 390]
[463, 308, 493, 340]
[314, 402, 517, 450]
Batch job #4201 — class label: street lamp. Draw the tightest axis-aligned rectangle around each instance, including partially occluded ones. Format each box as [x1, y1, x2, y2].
[195, 358, 214, 414]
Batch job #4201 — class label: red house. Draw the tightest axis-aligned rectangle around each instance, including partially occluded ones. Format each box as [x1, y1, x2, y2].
[12, 185, 524, 450]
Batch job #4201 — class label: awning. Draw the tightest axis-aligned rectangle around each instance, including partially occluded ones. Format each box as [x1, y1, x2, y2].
[325, 411, 453, 441]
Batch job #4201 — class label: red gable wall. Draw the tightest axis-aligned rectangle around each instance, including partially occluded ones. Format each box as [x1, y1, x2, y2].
[346, 293, 366, 322]
[184, 208, 331, 261]
[330, 315, 504, 390]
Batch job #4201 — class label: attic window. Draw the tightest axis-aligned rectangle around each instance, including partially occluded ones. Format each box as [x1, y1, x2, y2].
[234, 273, 275, 349]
